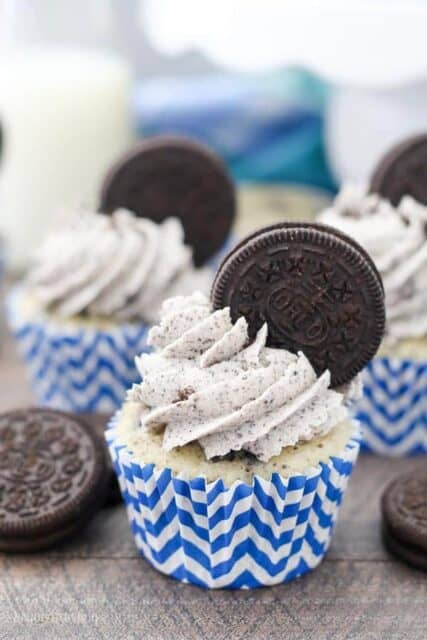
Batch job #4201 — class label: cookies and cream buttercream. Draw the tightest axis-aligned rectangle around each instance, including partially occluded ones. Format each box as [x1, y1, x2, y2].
[28, 209, 211, 323]
[129, 292, 349, 462]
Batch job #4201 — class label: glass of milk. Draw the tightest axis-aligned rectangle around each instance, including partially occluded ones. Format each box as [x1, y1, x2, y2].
[0, 1, 133, 271]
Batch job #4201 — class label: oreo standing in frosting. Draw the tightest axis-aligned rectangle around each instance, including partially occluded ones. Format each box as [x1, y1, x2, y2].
[319, 133, 427, 456]
[100, 136, 236, 267]
[107, 221, 384, 589]
[6, 136, 236, 414]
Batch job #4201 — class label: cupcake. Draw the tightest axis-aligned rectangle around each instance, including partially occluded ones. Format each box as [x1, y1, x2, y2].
[7, 136, 236, 413]
[107, 222, 385, 588]
[319, 182, 427, 455]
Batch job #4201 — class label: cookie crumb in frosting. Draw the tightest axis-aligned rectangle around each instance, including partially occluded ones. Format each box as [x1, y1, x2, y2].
[133, 293, 351, 463]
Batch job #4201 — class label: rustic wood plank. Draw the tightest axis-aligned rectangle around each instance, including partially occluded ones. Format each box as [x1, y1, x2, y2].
[0, 557, 425, 640]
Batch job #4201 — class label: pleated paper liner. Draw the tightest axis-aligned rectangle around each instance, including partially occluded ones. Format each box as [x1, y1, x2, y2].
[356, 357, 427, 456]
[107, 414, 360, 589]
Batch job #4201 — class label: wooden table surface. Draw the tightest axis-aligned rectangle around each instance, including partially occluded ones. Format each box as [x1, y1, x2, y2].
[0, 316, 426, 640]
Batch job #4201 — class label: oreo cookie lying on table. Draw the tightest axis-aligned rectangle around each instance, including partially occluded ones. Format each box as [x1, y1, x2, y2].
[0, 409, 109, 552]
[382, 471, 427, 572]
[99, 135, 236, 267]
[370, 133, 427, 206]
[212, 222, 385, 388]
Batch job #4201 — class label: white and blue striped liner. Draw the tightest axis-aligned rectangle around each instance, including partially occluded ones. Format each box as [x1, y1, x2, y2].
[6, 288, 151, 413]
[107, 416, 360, 589]
[356, 357, 427, 456]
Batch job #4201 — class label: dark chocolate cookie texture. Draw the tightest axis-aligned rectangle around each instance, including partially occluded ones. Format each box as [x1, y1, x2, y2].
[382, 471, 427, 550]
[212, 224, 385, 387]
[0, 408, 108, 552]
[100, 135, 236, 267]
[370, 133, 427, 206]
[381, 471, 427, 572]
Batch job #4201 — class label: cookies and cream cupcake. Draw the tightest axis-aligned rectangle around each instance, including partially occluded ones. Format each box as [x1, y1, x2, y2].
[107, 222, 385, 589]
[7, 136, 236, 413]
[319, 134, 427, 455]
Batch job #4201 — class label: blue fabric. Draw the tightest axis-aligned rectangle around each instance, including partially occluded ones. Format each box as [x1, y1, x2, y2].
[132, 69, 335, 191]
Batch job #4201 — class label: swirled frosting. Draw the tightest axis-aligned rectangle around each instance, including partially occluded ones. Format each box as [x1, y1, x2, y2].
[129, 292, 349, 462]
[27, 209, 212, 323]
[319, 185, 427, 340]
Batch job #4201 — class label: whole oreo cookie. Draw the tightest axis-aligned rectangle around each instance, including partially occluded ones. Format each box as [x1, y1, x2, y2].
[99, 135, 236, 267]
[212, 223, 385, 387]
[370, 133, 427, 206]
[382, 471, 427, 558]
[0, 408, 109, 552]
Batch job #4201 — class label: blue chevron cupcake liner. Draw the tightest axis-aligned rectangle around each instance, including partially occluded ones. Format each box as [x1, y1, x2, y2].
[355, 357, 427, 456]
[106, 416, 360, 589]
[6, 288, 151, 413]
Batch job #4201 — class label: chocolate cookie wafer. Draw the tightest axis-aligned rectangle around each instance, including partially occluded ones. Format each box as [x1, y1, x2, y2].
[212, 222, 385, 387]
[382, 523, 427, 572]
[381, 470, 427, 571]
[370, 133, 427, 206]
[0, 408, 109, 552]
[214, 220, 384, 295]
[100, 135, 236, 267]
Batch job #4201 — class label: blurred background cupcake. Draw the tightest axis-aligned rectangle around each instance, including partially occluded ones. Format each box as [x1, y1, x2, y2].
[6, 136, 236, 413]
[319, 135, 427, 455]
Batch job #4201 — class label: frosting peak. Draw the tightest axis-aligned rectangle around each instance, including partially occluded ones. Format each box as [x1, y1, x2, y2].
[319, 186, 427, 340]
[131, 293, 348, 462]
[27, 209, 212, 323]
